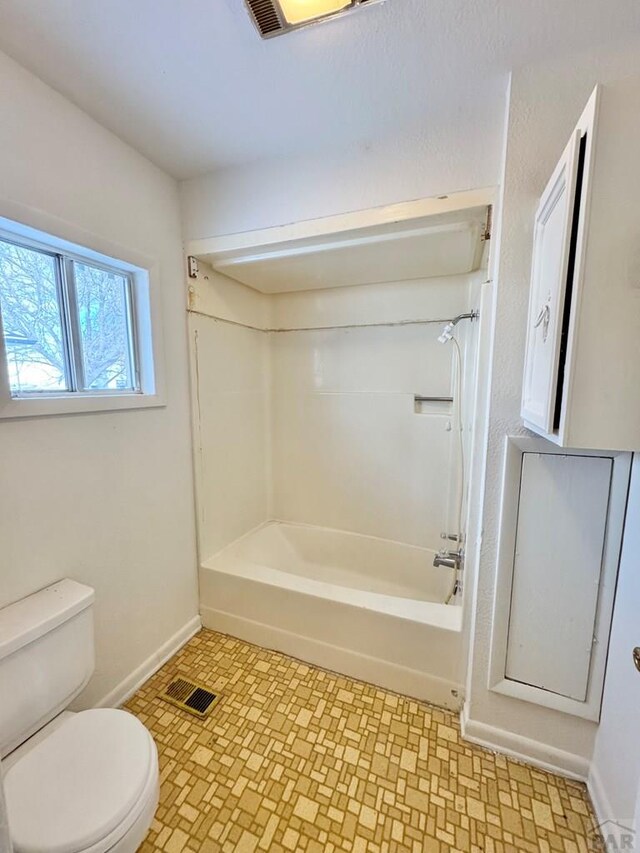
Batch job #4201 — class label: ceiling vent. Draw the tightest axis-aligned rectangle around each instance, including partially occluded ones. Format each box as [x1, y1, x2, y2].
[244, 0, 382, 39]
[246, 0, 284, 35]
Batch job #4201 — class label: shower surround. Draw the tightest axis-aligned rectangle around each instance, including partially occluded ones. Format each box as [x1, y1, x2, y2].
[189, 261, 481, 708]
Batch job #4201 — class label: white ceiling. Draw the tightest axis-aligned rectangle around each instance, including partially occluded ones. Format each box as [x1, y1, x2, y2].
[0, 0, 638, 179]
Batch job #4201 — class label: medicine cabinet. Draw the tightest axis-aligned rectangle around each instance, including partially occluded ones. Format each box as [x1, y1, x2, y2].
[521, 82, 640, 450]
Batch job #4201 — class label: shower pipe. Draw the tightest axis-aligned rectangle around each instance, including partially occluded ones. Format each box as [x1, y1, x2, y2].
[187, 309, 479, 334]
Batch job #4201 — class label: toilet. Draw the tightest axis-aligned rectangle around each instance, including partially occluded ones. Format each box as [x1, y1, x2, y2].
[0, 579, 159, 853]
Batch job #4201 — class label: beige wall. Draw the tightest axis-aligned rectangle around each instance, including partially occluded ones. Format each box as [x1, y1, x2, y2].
[0, 49, 199, 706]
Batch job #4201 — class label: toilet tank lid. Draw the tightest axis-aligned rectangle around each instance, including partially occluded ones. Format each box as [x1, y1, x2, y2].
[0, 579, 95, 660]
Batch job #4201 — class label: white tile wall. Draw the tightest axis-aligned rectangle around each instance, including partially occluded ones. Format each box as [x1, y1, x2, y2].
[190, 264, 271, 329]
[270, 387, 454, 548]
[190, 297, 270, 559]
[270, 279, 472, 549]
[269, 325, 455, 395]
[190, 266, 479, 559]
[271, 277, 473, 329]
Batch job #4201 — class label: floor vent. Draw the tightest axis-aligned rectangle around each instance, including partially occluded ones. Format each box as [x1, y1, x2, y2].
[160, 677, 221, 718]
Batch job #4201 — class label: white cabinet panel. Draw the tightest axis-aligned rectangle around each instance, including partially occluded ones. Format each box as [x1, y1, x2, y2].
[521, 132, 581, 433]
[489, 437, 631, 721]
[522, 81, 640, 450]
[505, 452, 611, 700]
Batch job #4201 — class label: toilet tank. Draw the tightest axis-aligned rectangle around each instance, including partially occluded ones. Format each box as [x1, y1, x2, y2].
[0, 579, 95, 758]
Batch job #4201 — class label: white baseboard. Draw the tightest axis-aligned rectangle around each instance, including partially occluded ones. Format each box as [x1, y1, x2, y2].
[460, 703, 590, 781]
[588, 765, 614, 827]
[95, 615, 202, 709]
[201, 606, 463, 712]
[588, 768, 637, 848]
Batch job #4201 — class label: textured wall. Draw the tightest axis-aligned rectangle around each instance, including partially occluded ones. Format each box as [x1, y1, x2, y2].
[180, 134, 501, 239]
[466, 40, 640, 767]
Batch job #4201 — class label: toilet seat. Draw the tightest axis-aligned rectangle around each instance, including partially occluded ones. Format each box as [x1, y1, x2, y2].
[5, 708, 159, 853]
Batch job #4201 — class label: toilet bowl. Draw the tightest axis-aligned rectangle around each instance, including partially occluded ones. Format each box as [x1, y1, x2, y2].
[0, 581, 160, 853]
[4, 709, 159, 853]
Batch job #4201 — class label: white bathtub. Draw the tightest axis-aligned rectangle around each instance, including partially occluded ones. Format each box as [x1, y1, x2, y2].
[200, 521, 464, 709]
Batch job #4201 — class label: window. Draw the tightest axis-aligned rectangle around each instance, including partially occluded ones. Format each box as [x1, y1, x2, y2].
[0, 218, 162, 417]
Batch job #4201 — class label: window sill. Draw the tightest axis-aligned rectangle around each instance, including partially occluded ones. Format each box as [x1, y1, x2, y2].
[0, 391, 166, 419]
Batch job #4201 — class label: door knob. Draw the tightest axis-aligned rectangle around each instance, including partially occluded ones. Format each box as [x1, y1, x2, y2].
[633, 647, 640, 673]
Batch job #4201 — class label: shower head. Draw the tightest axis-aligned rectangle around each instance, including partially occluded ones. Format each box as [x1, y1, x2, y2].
[437, 323, 455, 344]
[437, 310, 479, 343]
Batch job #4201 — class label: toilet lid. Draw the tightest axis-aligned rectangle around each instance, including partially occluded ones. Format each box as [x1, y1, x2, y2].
[5, 709, 156, 853]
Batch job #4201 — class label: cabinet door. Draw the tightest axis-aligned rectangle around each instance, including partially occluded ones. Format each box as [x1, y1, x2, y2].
[505, 452, 611, 700]
[521, 131, 581, 434]
[489, 436, 631, 721]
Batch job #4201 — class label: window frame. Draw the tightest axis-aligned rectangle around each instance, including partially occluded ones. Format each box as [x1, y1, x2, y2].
[0, 213, 165, 419]
[62, 253, 141, 396]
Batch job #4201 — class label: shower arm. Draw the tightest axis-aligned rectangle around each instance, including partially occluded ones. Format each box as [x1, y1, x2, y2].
[450, 310, 479, 326]
[415, 310, 479, 402]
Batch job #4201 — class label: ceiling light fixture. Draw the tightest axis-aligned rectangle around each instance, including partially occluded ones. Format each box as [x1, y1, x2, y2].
[279, 0, 350, 25]
[244, 0, 382, 39]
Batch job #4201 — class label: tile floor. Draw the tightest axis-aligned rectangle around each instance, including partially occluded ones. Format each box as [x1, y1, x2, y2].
[125, 629, 602, 853]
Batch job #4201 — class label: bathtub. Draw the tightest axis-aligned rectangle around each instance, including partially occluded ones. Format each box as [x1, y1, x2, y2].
[200, 521, 464, 710]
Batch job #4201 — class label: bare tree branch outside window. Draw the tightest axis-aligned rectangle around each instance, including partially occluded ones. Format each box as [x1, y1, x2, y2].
[0, 239, 135, 393]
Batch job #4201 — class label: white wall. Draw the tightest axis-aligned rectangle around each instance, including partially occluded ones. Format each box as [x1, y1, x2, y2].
[464, 39, 640, 775]
[589, 454, 640, 829]
[0, 49, 199, 707]
[181, 108, 499, 562]
[270, 278, 476, 549]
[180, 130, 502, 240]
[189, 266, 479, 560]
[181, 32, 640, 786]
[188, 264, 271, 559]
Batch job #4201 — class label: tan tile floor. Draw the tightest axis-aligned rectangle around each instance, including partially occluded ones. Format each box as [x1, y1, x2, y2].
[125, 629, 603, 853]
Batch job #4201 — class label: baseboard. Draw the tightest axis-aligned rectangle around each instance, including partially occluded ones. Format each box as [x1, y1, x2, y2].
[460, 703, 590, 781]
[587, 765, 615, 827]
[201, 605, 462, 711]
[95, 615, 202, 709]
[588, 767, 637, 848]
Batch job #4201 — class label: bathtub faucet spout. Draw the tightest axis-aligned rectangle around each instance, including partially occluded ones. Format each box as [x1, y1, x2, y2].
[433, 548, 464, 571]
